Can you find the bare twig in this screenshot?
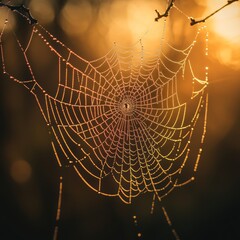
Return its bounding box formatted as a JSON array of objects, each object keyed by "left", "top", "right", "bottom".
[
  {"left": 155, "top": 0, "right": 239, "bottom": 26},
  {"left": 0, "top": 2, "right": 37, "bottom": 24},
  {"left": 155, "top": 0, "right": 175, "bottom": 22},
  {"left": 190, "top": 0, "right": 239, "bottom": 25}
]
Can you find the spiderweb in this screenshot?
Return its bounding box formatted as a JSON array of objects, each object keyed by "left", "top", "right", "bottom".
[{"left": 0, "top": 1, "right": 208, "bottom": 239}]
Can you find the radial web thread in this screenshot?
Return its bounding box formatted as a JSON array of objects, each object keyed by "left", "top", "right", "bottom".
[{"left": 0, "top": 4, "right": 208, "bottom": 207}]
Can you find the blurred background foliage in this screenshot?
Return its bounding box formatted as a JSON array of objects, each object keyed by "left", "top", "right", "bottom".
[{"left": 0, "top": 0, "right": 240, "bottom": 239}]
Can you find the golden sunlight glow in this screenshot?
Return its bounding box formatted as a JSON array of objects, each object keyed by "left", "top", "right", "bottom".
[
  {"left": 126, "top": 1, "right": 163, "bottom": 43},
  {"left": 56, "top": 0, "right": 203, "bottom": 56},
  {"left": 29, "top": 0, "right": 55, "bottom": 24},
  {"left": 211, "top": 4, "right": 240, "bottom": 43},
  {"left": 203, "top": 1, "right": 240, "bottom": 69},
  {"left": 10, "top": 159, "right": 32, "bottom": 184},
  {"left": 99, "top": 0, "right": 165, "bottom": 48},
  {"left": 52, "top": 0, "right": 240, "bottom": 64},
  {"left": 216, "top": 44, "right": 240, "bottom": 69},
  {"left": 58, "top": 0, "right": 167, "bottom": 55}
]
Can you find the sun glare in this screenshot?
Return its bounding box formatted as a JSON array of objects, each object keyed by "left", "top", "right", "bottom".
[
  {"left": 203, "top": 1, "right": 240, "bottom": 69},
  {"left": 99, "top": 0, "right": 164, "bottom": 48},
  {"left": 211, "top": 4, "right": 240, "bottom": 43}
]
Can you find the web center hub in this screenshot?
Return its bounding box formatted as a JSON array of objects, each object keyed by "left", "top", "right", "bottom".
[{"left": 119, "top": 97, "right": 135, "bottom": 115}]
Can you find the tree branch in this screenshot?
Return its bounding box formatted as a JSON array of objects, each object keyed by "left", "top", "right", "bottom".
[
  {"left": 155, "top": 0, "right": 175, "bottom": 22},
  {"left": 190, "top": 0, "right": 238, "bottom": 25},
  {"left": 155, "top": 0, "right": 239, "bottom": 26},
  {"left": 0, "top": 2, "right": 37, "bottom": 25}
]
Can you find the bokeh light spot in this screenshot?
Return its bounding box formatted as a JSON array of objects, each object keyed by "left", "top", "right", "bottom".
[
  {"left": 10, "top": 159, "right": 32, "bottom": 184},
  {"left": 29, "top": 0, "right": 55, "bottom": 24},
  {"left": 202, "top": 0, "right": 240, "bottom": 69},
  {"left": 59, "top": 0, "right": 93, "bottom": 36}
]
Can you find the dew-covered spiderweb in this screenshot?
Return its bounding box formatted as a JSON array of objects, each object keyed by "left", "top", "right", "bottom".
[{"left": 0, "top": 1, "right": 209, "bottom": 239}]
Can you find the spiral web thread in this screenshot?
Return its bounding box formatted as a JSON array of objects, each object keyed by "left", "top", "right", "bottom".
[{"left": 0, "top": 3, "right": 208, "bottom": 239}]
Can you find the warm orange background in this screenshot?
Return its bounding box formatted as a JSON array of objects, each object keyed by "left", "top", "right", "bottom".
[{"left": 0, "top": 1, "right": 240, "bottom": 240}]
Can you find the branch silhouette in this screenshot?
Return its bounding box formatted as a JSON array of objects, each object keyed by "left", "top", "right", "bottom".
[
  {"left": 155, "top": 0, "right": 175, "bottom": 22},
  {"left": 0, "top": 2, "right": 37, "bottom": 24},
  {"left": 0, "top": 1, "right": 238, "bottom": 26},
  {"left": 190, "top": 0, "right": 239, "bottom": 25},
  {"left": 155, "top": 0, "right": 239, "bottom": 25}
]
